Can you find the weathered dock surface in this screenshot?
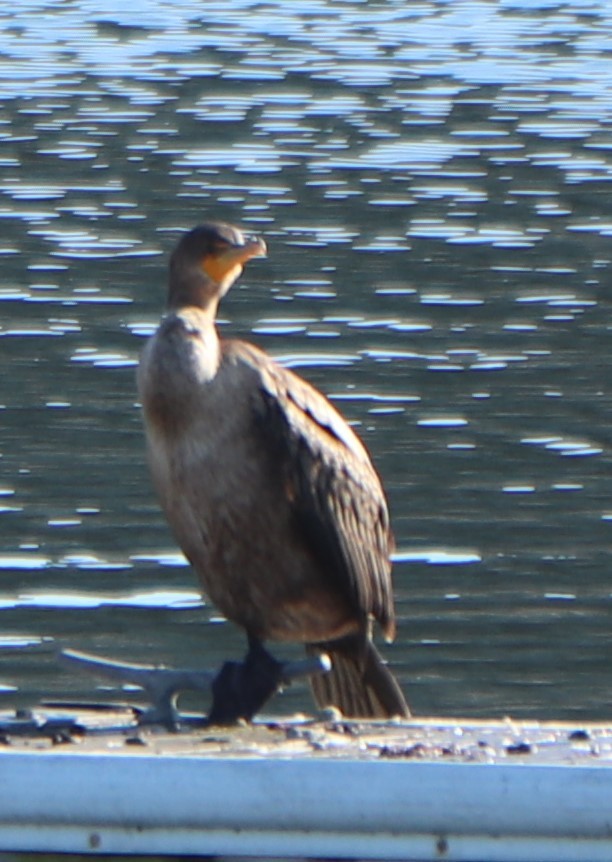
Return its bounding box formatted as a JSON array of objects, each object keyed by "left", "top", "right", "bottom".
[{"left": 0, "top": 708, "right": 608, "bottom": 764}]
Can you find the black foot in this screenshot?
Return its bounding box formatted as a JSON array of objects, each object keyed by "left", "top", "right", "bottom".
[{"left": 207, "top": 641, "right": 284, "bottom": 725}]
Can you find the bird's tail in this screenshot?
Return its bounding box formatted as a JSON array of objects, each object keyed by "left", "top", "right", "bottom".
[{"left": 306, "top": 634, "right": 410, "bottom": 719}]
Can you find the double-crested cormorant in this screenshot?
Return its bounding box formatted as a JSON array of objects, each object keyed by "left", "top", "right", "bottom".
[{"left": 137, "top": 221, "right": 409, "bottom": 720}]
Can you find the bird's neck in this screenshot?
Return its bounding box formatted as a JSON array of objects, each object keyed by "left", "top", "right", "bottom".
[{"left": 167, "top": 261, "right": 222, "bottom": 318}]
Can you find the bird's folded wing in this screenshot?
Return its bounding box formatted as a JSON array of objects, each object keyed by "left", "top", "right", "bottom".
[{"left": 250, "top": 352, "right": 396, "bottom": 641}]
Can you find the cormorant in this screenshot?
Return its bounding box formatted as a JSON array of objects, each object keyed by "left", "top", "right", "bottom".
[{"left": 137, "top": 221, "right": 409, "bottom": 721}]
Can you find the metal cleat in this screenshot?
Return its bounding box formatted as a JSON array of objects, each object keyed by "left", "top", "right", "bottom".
[{"left": 59, "top": 647, "right": 331, "bottom": 729}]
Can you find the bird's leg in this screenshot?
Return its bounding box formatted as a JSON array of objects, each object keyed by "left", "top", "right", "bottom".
[{"left": 207, "top": 635, "right": 285, "bottom": 725}]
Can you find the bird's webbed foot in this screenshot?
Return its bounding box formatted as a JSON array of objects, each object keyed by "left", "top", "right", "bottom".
[{"left": 207, "top": 638, "right": 284, "bottom": 725}]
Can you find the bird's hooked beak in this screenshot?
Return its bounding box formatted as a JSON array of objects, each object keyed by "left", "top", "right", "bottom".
[{"left": 202, "top": 234, "right": 267, "bottom": 291}]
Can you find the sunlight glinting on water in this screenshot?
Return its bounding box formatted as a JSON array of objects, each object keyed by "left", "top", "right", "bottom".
[
  {"left": 0, "top": 591, "right": 203, "bottom": 611},
  {"left": 393, "top": 549, "right": 482, "bottom": 566}
]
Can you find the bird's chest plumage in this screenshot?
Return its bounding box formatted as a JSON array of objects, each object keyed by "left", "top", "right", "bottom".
[{"left": 141, "top": 333, "right": 271, "bottom": 554}]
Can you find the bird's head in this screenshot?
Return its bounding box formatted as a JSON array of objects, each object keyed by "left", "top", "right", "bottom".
[{"left": 168, "top": 222, "right": 266, "bottom": 311}]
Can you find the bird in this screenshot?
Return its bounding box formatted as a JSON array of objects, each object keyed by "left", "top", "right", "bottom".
[{"left": 137, "top": 220, "right": 409, "bottom": 721}]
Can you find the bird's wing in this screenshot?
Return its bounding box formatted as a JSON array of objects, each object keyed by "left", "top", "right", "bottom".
[{"left": 231, "top": 341, "right": 396, "bottom": 640}]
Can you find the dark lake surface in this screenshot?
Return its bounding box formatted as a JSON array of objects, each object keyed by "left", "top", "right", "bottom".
[{"left": 1, "top": 0, "right": 612, "bottom": 722}]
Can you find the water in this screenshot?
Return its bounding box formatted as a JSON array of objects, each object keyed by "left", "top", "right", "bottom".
[{"left": 1, "top": 0, "right": 612, "bottom": 721}]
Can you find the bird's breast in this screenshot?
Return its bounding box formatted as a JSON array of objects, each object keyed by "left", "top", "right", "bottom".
[{"left": 138, "top": 313, "right": 222, "bottom": 432}]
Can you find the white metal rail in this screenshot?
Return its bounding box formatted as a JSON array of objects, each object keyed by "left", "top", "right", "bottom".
[{"left": 0, "top": 752, "right": 612, "bottom": 861}]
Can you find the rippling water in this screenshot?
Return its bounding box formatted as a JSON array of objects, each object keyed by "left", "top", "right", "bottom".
[{"left": 1, "top": 0, "right": 612, "bottom": 721}]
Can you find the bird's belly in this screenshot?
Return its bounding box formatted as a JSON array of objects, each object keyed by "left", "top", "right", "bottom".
[
  {"left": 195, "top": 506, "right": 357, "bottom": 644},
  {"left": 149, "top": 429, "right": 356, "bottom": 645}
]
